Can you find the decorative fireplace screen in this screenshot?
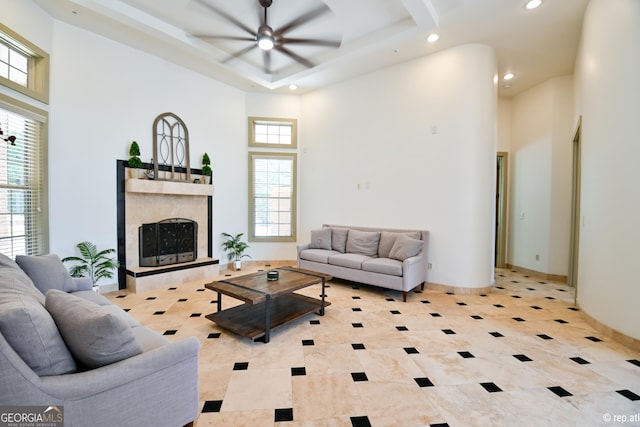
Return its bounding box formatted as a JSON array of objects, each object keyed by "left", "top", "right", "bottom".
[{"left": 139, "top": 218, "right": 197, "bottom": 267}]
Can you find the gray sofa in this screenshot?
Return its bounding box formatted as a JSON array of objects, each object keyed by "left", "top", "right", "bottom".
[
  {"left": 0, "top": 253, "right": 200, "bottom": 427},
  {"left": 297, "top": 225, "right": 428, "bottom": 301}
]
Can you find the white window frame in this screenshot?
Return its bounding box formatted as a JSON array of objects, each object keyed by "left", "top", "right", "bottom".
[{"left": 248, "top": 116, "right": 297, "bottom": 148}]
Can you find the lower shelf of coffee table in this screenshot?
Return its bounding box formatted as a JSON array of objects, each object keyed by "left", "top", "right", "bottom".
[{"left": 205, "top": 293, "right": 330, "bottom": 341}]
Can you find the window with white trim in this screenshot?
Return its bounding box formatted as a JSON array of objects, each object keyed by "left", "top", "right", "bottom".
[
  {"left": 248, "top": 151, "right": 297, "bottom": 242},
  {"left": 248, "top": 117, "right": 297, "bottom": 148},
  {"left": 0, "top": 103, "right": 46, "bottom": 257}
]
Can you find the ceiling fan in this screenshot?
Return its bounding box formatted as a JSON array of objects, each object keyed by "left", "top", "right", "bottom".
[{"left": 192, "top": 0, "right": 342, "bottom": 73}]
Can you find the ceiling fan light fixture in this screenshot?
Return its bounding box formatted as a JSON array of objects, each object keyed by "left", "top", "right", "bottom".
[
  {"left": 525, "top": 0, "right": 542, "bottom": 10},
  {"left": 427, "top": 33, "right": 439, "bottom": 43},
  {"left": 257, "top": 24, "right": 275, "bottom": 50}
]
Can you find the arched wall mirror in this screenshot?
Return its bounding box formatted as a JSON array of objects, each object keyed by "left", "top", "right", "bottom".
[{"left": 152, "top": 112, "right": 191, "bottom": 182}]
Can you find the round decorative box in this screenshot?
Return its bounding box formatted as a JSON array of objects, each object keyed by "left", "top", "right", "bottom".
[{"left": 267, "top": 270, "right": 279, "bottom": 281}]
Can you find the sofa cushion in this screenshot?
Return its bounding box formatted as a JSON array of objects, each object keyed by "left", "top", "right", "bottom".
[
  {"left": 378, "top": 232, "right": 422, "bottom": 258},
  {"left": 330, "top": 227, "right": 349, "bottom": 253},
  {"left": 345, "top": 230, "right": 381, "bottom": 257},
  {"left": 45, "top": 289, "right": 142, "bottom": 369},
  {"left": 328, "top": 253, "right": 372, "bottom": 269},
  {"left": 15, "top": 254, "right": 77, "bottom": 294},
  {"left": 309, "top": 228, "right": 332, "bottom": 250},
  {"left": 0, "top": 271, "right": 77, "bottom": 375},
  {"left": 299, "top": 249, "right": 338, "bottom": 264},
  {"left": 362, "top": 258, "right": 403, "bottom": 277},
  {"left": 389, "top": 235, "right": 423, "bottom": 261}
]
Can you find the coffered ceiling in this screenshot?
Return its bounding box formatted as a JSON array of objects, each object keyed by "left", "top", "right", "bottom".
[{"left": 33, "top": 0, "right": 589, "bottom": 97}]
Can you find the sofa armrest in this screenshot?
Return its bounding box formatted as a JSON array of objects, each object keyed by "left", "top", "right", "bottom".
[
  {"left": 37, "top": 336, "right": 200, "bottom": 399},
  {"left": 297, "top": 244, "right": 310, "bottom": 256},
  {"left": 402, "top": 247, "right": 427, "bottom": 287}
]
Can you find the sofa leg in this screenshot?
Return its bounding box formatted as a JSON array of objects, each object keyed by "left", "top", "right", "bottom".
[
  {"left": 403, "top": 291, "right": 408, "bottom": 302},
  {"left": 421, "top": 282, "right": 425, "bottom": 291}
]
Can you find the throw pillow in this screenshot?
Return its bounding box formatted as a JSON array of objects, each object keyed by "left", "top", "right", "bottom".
[
  {"left": 0, "top": 293, "right": 77, "bottom": 376},
  {"left": 309, "top": 228, "right": 332, "bottom": 250},
  {"left": 15, "top": 254, "right": 77, "bottom": 294},
  {"left": 378, "top": 231, "right": 422, "bottom": 258},
  {"left": 45, "top": 290, "right": 142, "bottom": 369},
  {"left": 345, "top": 230, "right": 381, "bottom": 257},
  {"left": 331, "top": 228, "right": 349, "bottom": 253},
  {"left": 388, "top": 234, "right": 423, "bottom": 261}
]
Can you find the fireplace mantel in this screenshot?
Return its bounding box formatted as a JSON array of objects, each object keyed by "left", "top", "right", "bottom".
[{"left": 126, "top": 178, "right": 214, "bottom": 197}]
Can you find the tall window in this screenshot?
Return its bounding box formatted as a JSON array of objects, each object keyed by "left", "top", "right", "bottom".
[
  {"left": 249, "top": 152, "right": 297, "bottom": 242},
  {"left": 0, "top": 103, "right": 46, "bottom": 257}
]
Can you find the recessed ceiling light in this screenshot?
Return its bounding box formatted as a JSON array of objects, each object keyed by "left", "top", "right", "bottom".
[
  {"left": 289, "top": 84, "right": 297, "bottom": 91},
  {"left": 525, "top": 0, "right": 542, "bottom": 10},
  {"left": 427, "top": 34, "right": 439, "bottom": 43},
  {"left": 503, "top": 73, "right": 515, "bottom": 80}
]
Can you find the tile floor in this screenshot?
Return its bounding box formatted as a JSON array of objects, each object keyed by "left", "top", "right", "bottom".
[{"left": 105, "top": 267, "right": 640, "bottom": 426}]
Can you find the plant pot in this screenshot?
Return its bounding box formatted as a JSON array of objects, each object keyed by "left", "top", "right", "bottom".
[
  {"left": 203, "top": 175, "right": 211, "bottom": 184},
  {"left": 233, "top": 260, "right": 242, "bottom": 271},
  {"left": 129, "top": 168, "right": 143, "bottom": 179}
]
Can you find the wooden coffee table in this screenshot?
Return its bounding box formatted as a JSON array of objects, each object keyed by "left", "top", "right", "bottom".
[{"left": 205, "top": 267, "right": 331, "bottom": 343}]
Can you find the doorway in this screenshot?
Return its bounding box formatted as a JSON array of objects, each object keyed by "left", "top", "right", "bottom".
[
  {"left": 495, "top": 152, "right": 508, "bottom": 268},
  {"left": 568, "top": 118, "right": 582, "bottom": 294}
]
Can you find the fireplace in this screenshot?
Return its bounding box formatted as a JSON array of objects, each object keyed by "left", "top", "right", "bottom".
[{"left": 139, "top": 218, "right": 197, "bottom": 267}]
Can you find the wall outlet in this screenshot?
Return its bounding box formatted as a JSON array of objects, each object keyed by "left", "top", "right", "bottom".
[
  {"left": 428, "top": 263, "right": 433, "bottom": 269},
  {"left": 535, "top": 254, "right": 540, "bottom": 261}
]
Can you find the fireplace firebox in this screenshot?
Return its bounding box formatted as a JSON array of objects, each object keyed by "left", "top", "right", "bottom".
[{"left": 139, "top": 218, "right": 197, "bottom": 267}]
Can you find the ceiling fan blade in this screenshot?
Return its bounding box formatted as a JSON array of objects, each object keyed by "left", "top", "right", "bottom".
[
  {"left": 222, "top": 44, "right": 258, "bottom": 64},
  {"left": 275, "top": 45, "right": 314, "bottom": 69},
  {"left": 276, "top": 4, "right": 332, "bottom": 35},
  {"left": 279, "top": 37, "right": 341, "bottom": 47},
  {"left": 262, "top": 50, "right": 272, "bottom": 74},
  {"left": 195, "top": 35, "right": 256, "bottom": 42},
  {"left": 193, "top": 0, "right": 256, "bottom": 37}
]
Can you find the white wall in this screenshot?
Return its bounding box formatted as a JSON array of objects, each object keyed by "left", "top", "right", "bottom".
[
  {"left": 301, "top": 44, "right": 498, "bottom": 289},
  {"left": 508, "top": 76, "right": 573, "bottom": 275},
  {"left": 574, "top": 0, "right": 640, "bottom": 339}
]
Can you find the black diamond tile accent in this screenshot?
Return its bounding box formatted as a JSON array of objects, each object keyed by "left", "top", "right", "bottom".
[
  {"left": 496, "top": 286, "right": 505, "bottom": 289},
  {"left": 511, "top": 295, "right": 522, "bottom": 299},
  {"left": 548, "top": 386, "right": 572, "bottom": 397},
  {"left": 291, "top": 367, "right": 306, "bottom": 376},
  {"left": 524, "top": 275, "right": 530, "bottom": 278},
  {"left": 616, "top": 389, "right": 640, "bottom": 401},
  {"left": 352, "top": 296, "right": 361, "bottom": 299},
  {"left": 224, "top": 273, "right": 231, "bottom": 276},
  {"left": 352, "top": 307, "right": 362, "bottom": 312},
  {"left": 538, "top": 281, "right": 547, "bottom": 284},
  {"left": 352, "top": 323, "right": 364, "bottom": 328},
  {"left": 545, "top": 296, "right": 556, "bottom": 300},
  {"left": 526, "top": 287, "right": 536, "bottom": 291},
  {"left": 201, "top": 400, "right": 223, "bottom": 413},
  {"left": 446, "top": 292, "right": 454, "bottom": 295},
  {"left": 430, "top": 313, "right": 442, "bottom": 317},
  {"left": 386, "top": 298, "right": 395, "bottom": 302},
  {"left": 493, "top": 304, "right": 504, "bottom": 308},
  {"left": 421, "top": 300, "right": 431, "bottom": 304},
  {"left": 430, "top": 423, "right": 450, "bottom": 427},
  {"left": 310, "top": 320, "right": 320, "bottom": 325},
  {"left": 442, "top": 329, "right": 456, "bottom": 335},
  {"left": 168, "top": 287, "right": 177, "bottom": 290},
  {"left": 586, "top": 336, "right": 603, "bottom": 342},
  {"left": 530, "top": 306, "right": 542, "bottom": 310},
  {"left": 568, "top": 307, "right": 579, "bottom": 311},
  {"left": 471, "top": 315, "right": 483, "bottom": 320},
  {"left": 274, "top": 408, "right": 294, "bottom": 422},
  {"left": 197, "top": 288, "right": 205, "bottom": 292},
  {"left": 116, "top": 295, "right": 126, "bottom": 298},
  {"left": 415, "top": 377, "right": 434, "bottom": 387},
  {"left": 207, "top": 332, "right": 221, "bottom": 339},
  {"left": 178, "top": 298, "right": 188, "bottom": 302},
  {"left": 514, "top": 354, "right": 532, "bottom": 362},
  {"left": 512, "top": 317, "right": 526, "bottom": 322},
  {"left": 404, "top": 347, "right": 419, "bottom": 354},
  {"left": 350, "top": 416, "right": 372, "bottom": 427},
  {"left": 352, "top": 343, "right": 366, "bottom": 350},
  {"left": 458, "top": 351, "right": 475, "bottom": 359},
  {"left": 480, "top": 294, "right": 488, "bottom": 297},
  {"left": 233, "top": 362, "right": 249, "bottom": 371},
  {"left": 351, "top": 372, "right": 368, "bottom": 382},
  {"left": 145, "top": 297, "right": 156, "bottom": 300},
  {"left": 163, "top": 330, "right": 177, "bottom": 336},
  {"left": 457, "top": 302, "right": 467, "bottom": 306},
  {"left": 511, "top": 280, "right": 520, "bottom": 283},
  {"left": 123, "top": 308, "right": 131, "bottom": 312},
  {"left": 396, "top": 326, "right": 409, "bottom": 331},
  {"left": 538, "top": 334, "right": 553, "bottom": 340},
  {"left": 490, "top": 332, "right": 504, "bottom": 337},
  {"left": 390, "top": 310, "right": 401, "bottom": 315},
  {"left": 556, "top": 288, "right": 567, "bottom": 292},
  {"left": 153, "top": 310, "right": 165, "bottom": 315},
  {"left": 190, "top": 313, "right": 201, "bottom": 317},
  {"left": 480, "top": 382, "right": 502, "bottom": 393},
  {"left": 302, "top": 339, "right": 315, "bottom": 346},
  {"left": 627, "top": 359, "right": 640, "bottom": 367},
  {"left": 570, "top": 357, "right": 590, "bottom": 365},
  {"left": 555, "top": 319, "right": 569, "bottom": 324}
]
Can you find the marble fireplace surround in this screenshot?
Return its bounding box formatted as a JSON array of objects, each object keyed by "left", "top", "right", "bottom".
[{"left": 116, "top": 160, "right": 219, "bottom": 292}]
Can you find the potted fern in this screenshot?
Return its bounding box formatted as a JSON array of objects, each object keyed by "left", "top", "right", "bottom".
[
  {"left": 62, "top": 241, "right": 119, "bottom": 290},
  {"left": 128, "top": 140, "right": 143, "bottom": 178},
  {"left": 221, "top": 232, "right": 251, "bottom": 271},
  {"left": 201, "top": 152, "right": 212, "bottom": 184}
]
